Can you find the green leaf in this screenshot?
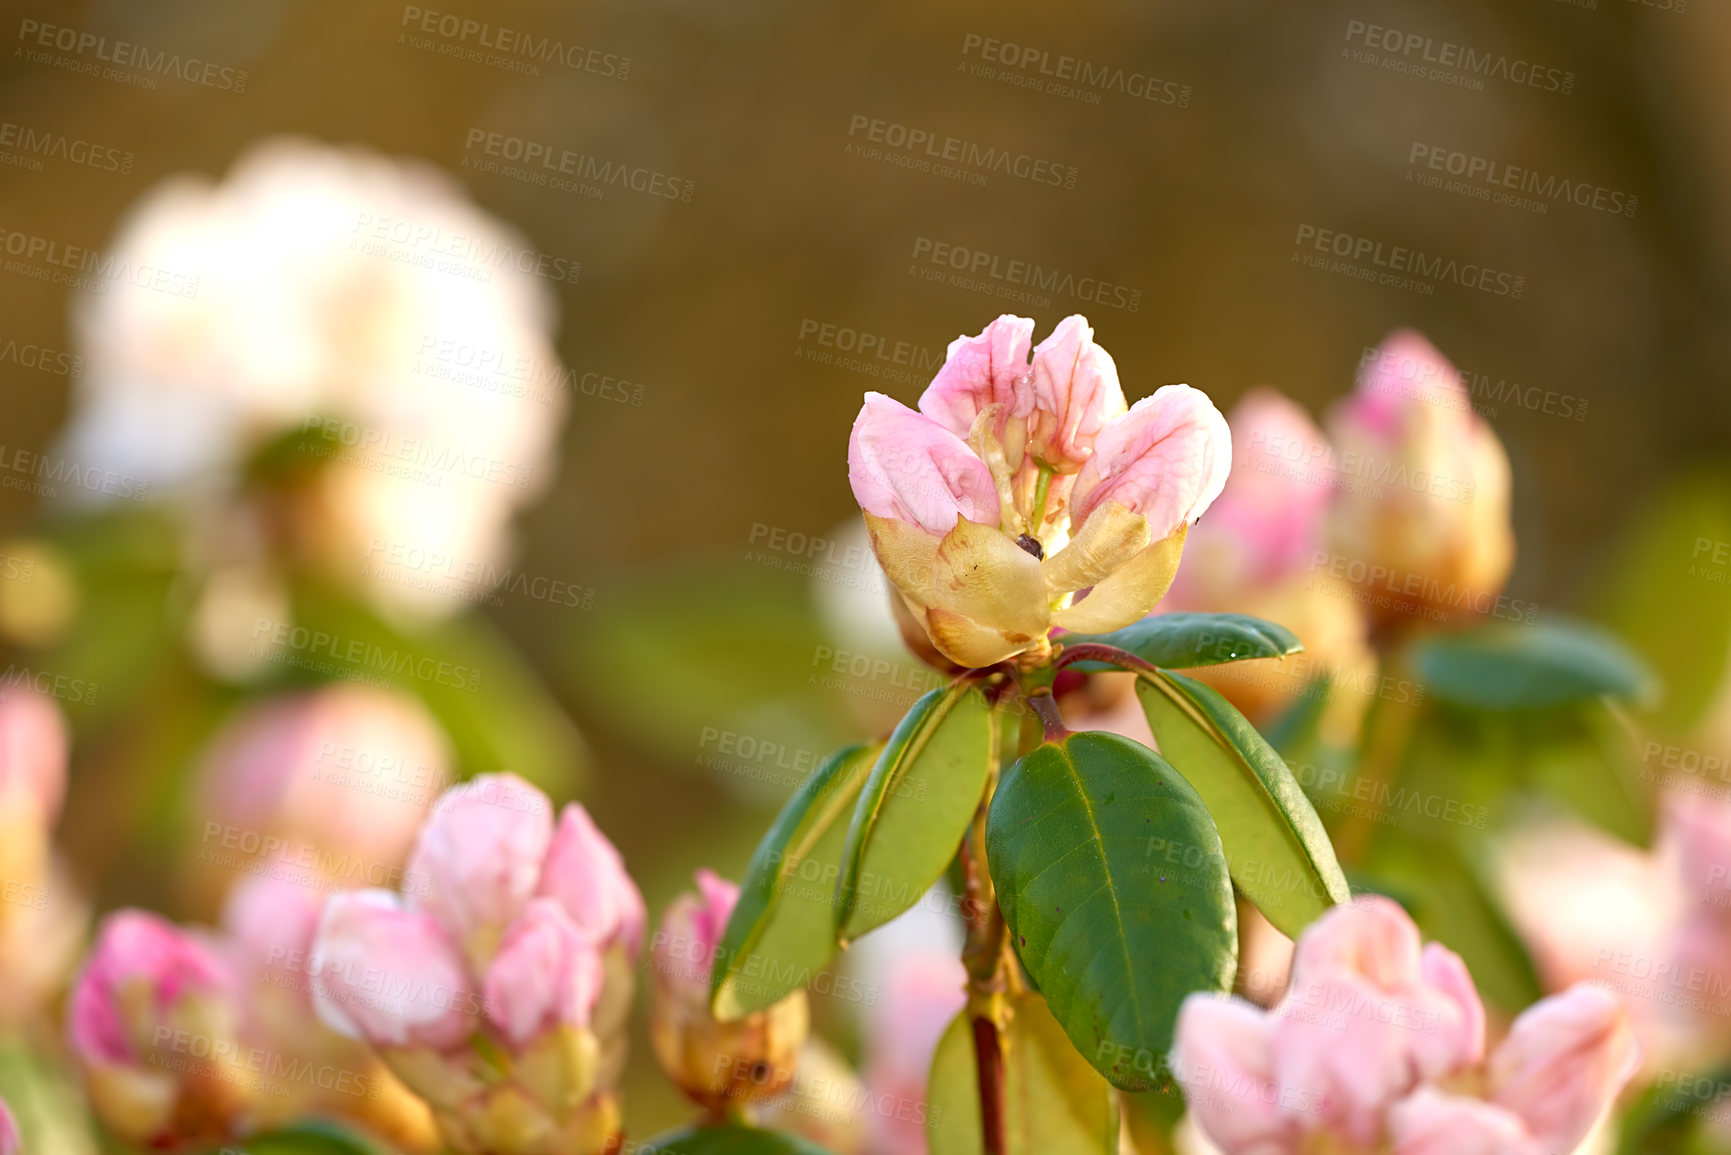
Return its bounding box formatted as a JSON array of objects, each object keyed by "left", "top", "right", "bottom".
[
  {"left": 1524, "top": 701, "right": 1656, "bottom": 847},
  {"left": 836, "top": 682, "right": 994, "bottom": 939},
  {"left": 712, "top": 741, "right": 882, "bottom": 1019},
  {"left": 1135, "top": 671, "right": 1350, "bottom": 939},
  {"left": 926, "top": 995, "right": 1119, "bottom": 1155},
  {"left": 1061, "top": 613, "right": 1302, "bottom": 672},
  {"left": 986, "top": 730, "right": 1237, "bottom": 1091},
  {"left": 633, "top": 1124, "right": 838, "bottom": 1154},
  {"left": 1589, "top": 468, "right": 1731, "bottom": 735},
  {"left": 229, "top": 1122, "right": 382, "bottom": 1155},
  {"left": 1615, "top": 1061, "right": 1731, "bottom": 1155},
  {"left": 1409, "top": 617, "right": 1657, "bottom": 711}
]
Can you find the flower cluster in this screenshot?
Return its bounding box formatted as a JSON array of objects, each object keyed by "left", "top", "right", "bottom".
[
  {"left": 848, "top": 314, "right": 1231, "bottom": 668},
  {"left": 307, "top": 773, "right": 644, "bottom": 1155},
  {"left": 1172, "top": 897, "right": 1638, "bottom": 1155}
]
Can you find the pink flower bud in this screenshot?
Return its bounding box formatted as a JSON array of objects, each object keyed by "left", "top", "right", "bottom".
[
  {"left": 67, "top": 910, "right": 247, "bottom": 1147},
  {"left": 535, "top": 803, "right": 647, "bottom": 959},
  {"left": 917, "top": 314, "right": 1036, "bottom": 466},
  {"left": 1070, "top": 384, "right": 1232, "bottom": 536},
  {"left": 1487, "top": 984, "right": 1639, "bottom": 1155},
  {"left": 221, "top": 872, "right": 327, "bottom": 980},
  {"left": 405, "top": 772, "right": 553, "bottom": 971},
  {"left": 1326, "top": 330, "right": 1514, "bottom": 629},
  {"left": 849, "top": 393, "right": 1001, "bottom": 537},
  {"left": 0, "top": 1096, "right": 19, "bottom": 1155},
  {"left": 1272, "top": 897, "right": 1484, "bottom": 1147},
  {"left": 198, "top": 685, "right": 449, "bottom": 873},
  {"left": 652, "top": 869, "right": 738, "bottom": 1006},
  {"left": 649, "top": 871, "right": 809, "bottom": 1108},
  {"left": 482, "top": 898, "right": 604, "bottom": 1047},
  {"left": 1170, "top": 995, "right": 1291, "bottom": 1153},
  {"left": 310, "top": 890, "right": 477, "bottom": 1051},
  {"left": 0, "top": 688, "right": 67, "bottom": 824},
  {"left": 1027, "top": 314, "right": 1126, "bottom": 473}
]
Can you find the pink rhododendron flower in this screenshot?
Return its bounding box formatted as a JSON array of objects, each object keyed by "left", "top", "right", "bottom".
[
  {"left": 1171, "top": 897, "right": 1639, "bottom": 1154},
  {"left": 0, "top": 1096, "right": 17, "bottom": 1155},
  {"left": 307, "top": 773, "right": 642, "bottom": 1155},
  {"left": 849, "top": 314, "right": 1231, "bottom": 667}
]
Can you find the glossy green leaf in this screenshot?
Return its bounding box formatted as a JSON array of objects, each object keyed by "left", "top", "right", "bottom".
[
  {"left": 230, "top": 1122, "right": 382, "bottom": 1155},
  {"left": 1525, "top": 701, "right": 1656, "bottom": 847},
  {"left": 926, "top": 995, "right": 1118, "bottom": 1155},
  {"left": 1135, "top": 671, "right": 1351, "bottom": 939},
  {"left": 837, "top": 682, "right": 994, "bottom": 939},
  {"left": 1061, "top": 613, "right": 1302, "bottom": 672},
  {"left": 986, "top": 730, "right": 1237, "bottom": 1091},
  {"left": 1410, "top": 617, "right": 1657, "bottom": 711},
  {"left": 712, "top": 741, "right": 881, "bottom": 1019},
  {"left": 634, "top": 1123, "right": 837, "bottom": 1154}
]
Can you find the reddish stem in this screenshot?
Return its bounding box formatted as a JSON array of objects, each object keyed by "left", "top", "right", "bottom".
[{"left": 972, "top": 1014, "right": 1008, "bottom": 1155}]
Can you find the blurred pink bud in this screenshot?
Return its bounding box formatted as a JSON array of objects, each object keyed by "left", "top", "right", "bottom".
[
  {"left": 0, "top": 1096, "right": 15, "bottom": 1155},
  {"left": 199, "top": 684, "right": 450, "bottom": 872},
  {"left": 848, "top": 393, "right": 1000, "bottom": 537},
  {"left": 1274, "top": 898, "right": 1484, "bottom": 1145},
  {"left": 1027, "top": 314, "right": 1126, "bottom": 473},
  {"left": 1326, "top": 330, "right": 1514, "bottom": 629},
  {"left": 536, "top": 803, "right": 647, "bottom": 959},
  {"left": 1666, "top": 792, "right": 1731, "bottom": 907},
  {"left": 1388, "top": 1087, "right": 1541, "bottom": 1155},
  {"left": 67, "top": 910, "right": 247, "bottom": 1147},
  {"left": 405, "top": 772, "right": 553, "bottom": 971},
  {"left": 482, "top": 898, "right": 604, "bottom": 1046},
  {"left": 1070, "top": 384, "right": 1232, "bottom": 535},
  {"left": 68, "top": 910, "right": 231, "bottom": 1066},
  {"left": 1170, "top": 995, "right": 1291, "bottom": 1154},
  {"left": 917, "top": 315, "right": 1036, "bottom": 466},
  {"left": 649, "top": 871, "right": 809, "bottom": 1108},
  {"left": 1191, "top": 387, "right": 1333, "bottom": 585},
  {"left": 310, "top": 890, "right": 476, "bottom": 1051},
  {"left": 221, "top": 872, "right": 327, "bottom": 976},
  {"left": 1487, "top": 984, "right": 1639, "bottom": 1154},
  {"left": 652, "top": 869, "right": 738, "bottom": 1006},
  {"left": 0, "top": 688, "right": 69, "bottom": 825}
]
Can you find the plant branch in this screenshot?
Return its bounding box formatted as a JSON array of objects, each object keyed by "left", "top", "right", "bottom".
[{"left": 1052, "top": 641, "right": 1155, "bottom": 673}]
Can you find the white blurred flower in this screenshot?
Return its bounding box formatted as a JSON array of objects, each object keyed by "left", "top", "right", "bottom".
[{"left": 58, "top": 136, "right": 568, "bottom": 620}]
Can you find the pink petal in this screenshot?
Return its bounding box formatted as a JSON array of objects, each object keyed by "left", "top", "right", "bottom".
[
  {"left": 848, "top": 393, "right": 1000, "bottom": 536},
  {"left": 1028, "top": 315, "right": 1126, "bottom": 472},
  {"left": 1170, "top": 995, "right": 1293, "bottom": 1154},
  {"left": 536, "top": 802, "right": 647, "bottom": 958},
  {"left": 917, "top": 314, "right": 1035, "bottom": 444},
  {"left": 309, "top": 889, "right": 476, "bottom": 1050},
  {"left": 1488, "top": 984, "right": 1640, "bottom": 1154},
  {"left": 483, "top": 898, "right": 604, "bottom": 1046},
  {"left": 1070, "top": 384, "right": 1231, "bottom": 535}
]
